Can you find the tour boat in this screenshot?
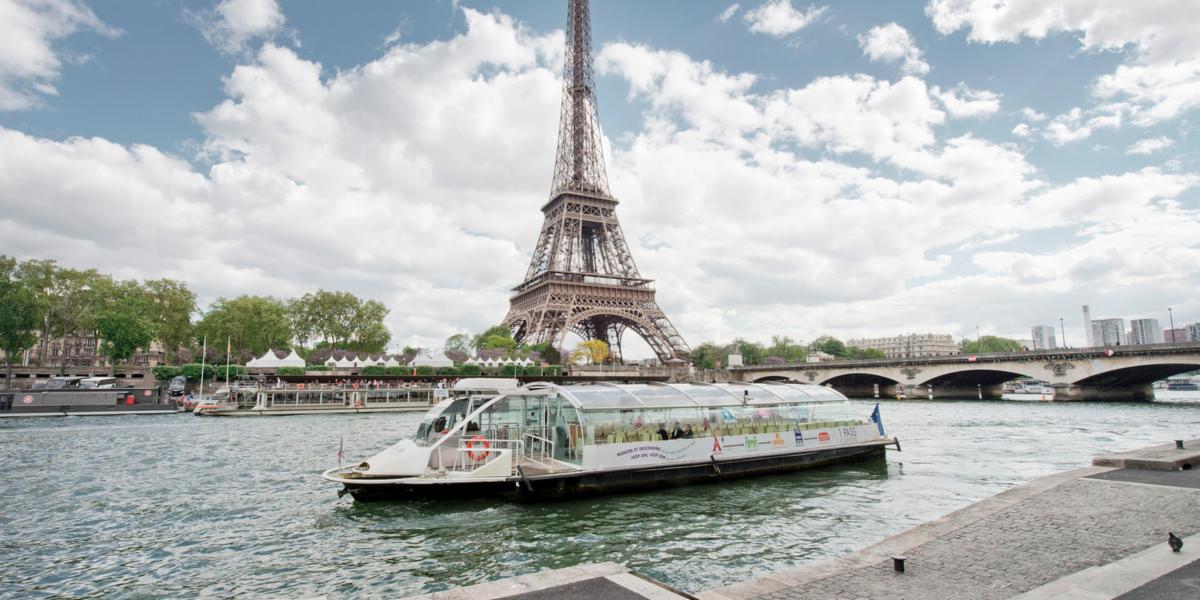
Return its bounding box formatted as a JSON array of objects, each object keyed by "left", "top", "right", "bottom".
[
  {"left": 193, "top": 383, "right": 440, "bottom": 416},
  {"left": 323, "top": 379, "right": 896, "bottom": 501}
]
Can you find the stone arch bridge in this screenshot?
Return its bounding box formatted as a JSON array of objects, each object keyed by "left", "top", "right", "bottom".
[{"left": 730, "top": 343, "right": 1200, "bottom": 401}]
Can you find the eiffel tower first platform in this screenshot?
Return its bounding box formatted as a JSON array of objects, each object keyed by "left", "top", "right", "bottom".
[{"left": 503, "top": 0, "right": 690, "bottom": 363}]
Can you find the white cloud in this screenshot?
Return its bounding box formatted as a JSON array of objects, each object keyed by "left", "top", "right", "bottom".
[
  {"left": 718, "top": 4, "right": 741, "bottom": 23},
  {"left": 743, "top": 0, "right": 827, "bottom": 37},
  {"left": 0, "top": 0, "right": 119, "bottom": 110},
  {"left": 1021, "top": 107, "right": 1047, "bottom": 122},
  {"left": 194, "top": 0, "right": 288, "bottom": 55},
  {"left": 1126, "top": 136, "right": 1174, "bottom": 155},
  {"left": 927, "top": 0, "right": 1200, "bottom": 126},
  {"left": 858, "top": 23, "right": 929, "bottom": 76},
  {"left": 1041, "top": 106, "right": 1122, "bottom": 145},
  {"left": 932, "top": 84, "right": 1000, "bottom": 118},
  {"left": 1011, "top": 123, "right": 1032, "bottom": 137}
]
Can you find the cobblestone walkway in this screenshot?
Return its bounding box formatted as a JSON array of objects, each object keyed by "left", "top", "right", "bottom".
[{"left": 706, "top": 472, "right": 1200, "bottom": 600}]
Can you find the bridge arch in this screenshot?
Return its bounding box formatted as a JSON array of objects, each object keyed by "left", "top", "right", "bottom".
[
  {"left": 751, "top": 375, "right": 795, "bottom": 383},
  {"left": 1072, "top": 362, "right": 1200, "bottom": 387}
]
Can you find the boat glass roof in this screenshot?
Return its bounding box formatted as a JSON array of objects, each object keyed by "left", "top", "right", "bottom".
[{"left": 529, "top": 382, "right": 848, "bottom": 411}]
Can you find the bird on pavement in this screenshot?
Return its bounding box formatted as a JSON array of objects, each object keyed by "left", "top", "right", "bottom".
[{"left": 1168, "top": 532, "right": 1183, "bottom": 552}]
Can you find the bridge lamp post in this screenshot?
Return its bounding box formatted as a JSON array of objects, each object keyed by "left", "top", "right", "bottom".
[
  {"left": 1060, "top": 318, "right": 1066, "bottom": 348},
  {"left": 1169, "top": 307, "right": 1175, "bottom": 342}
]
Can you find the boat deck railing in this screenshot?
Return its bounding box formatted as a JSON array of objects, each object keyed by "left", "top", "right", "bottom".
[{"left": 522, "top": 433, "right": 556, "bottom": 466}]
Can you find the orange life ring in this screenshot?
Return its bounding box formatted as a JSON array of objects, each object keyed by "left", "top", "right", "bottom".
[{"left": 465, "top": 435, "right": 491, "bottom": 461}]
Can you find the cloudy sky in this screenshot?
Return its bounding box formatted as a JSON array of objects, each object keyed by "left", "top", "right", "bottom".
[{"left": 1, "top": 0, "right": 1197, "bottom": 357}]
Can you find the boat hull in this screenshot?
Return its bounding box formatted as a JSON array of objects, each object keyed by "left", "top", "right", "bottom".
[
  {"left": 196, "top": 404, "right": 432, "bottom": 416},
  {"left": 338, "top": 440, "right": 891, "bottom": 502}
]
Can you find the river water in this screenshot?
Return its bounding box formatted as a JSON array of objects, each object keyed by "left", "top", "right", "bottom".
[{"left": 3, "top": 393, "right": 1199, "bottom": 598}]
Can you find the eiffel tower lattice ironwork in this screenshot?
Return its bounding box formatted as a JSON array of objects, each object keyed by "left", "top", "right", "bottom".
[{"left": 504, "top": 0, "right": 690, "bottom": 363}]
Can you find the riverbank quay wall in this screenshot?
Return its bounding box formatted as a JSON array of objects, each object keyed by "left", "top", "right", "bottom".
[
  {"left": 700, "top": 439, "right": 1200, "bottom": 600},
  {"left": 731, "top": 342, "right": 1200, "bottom": 401}
]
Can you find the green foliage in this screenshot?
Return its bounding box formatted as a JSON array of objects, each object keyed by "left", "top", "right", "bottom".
[
  {"left": 277, "top": 367, "right": 306, "bottom": 375},
  {"left": 529, "top": 342, "right": 561, "bottom": 365},
  {"left": 152, "top": 365, "right": 181, "bottom": 381},
  {"left": 859, "top": 348, "right": 886, "bottom": 359},
  {"left": 180, "top": 363, "right": 216, "bottom": 381},
  {"left": 729, "top": 338, "right": 766, "bottom": 365},
  {"left": 458, "top": 364, "right": 482, "bottom": 377},
  {"left": 688, "top": 342, "right": 723, "bottom": 369},
  {"left": 216, "top": 365, "right": 246, "bottom": 379},
  {"left": 142, "top": 278, "right": 196, "bottom": 362},
  {"left": 304, "top": 364, "right": 329, "bottom": 371},
  {"left": 195, "top": 295, "right": 291, "bottom": 359},
  {"left": 544, "top": 365, "right": 563, "bottom": 377},
  {"left": 571, "top": 340, "right": 610, "bottom": 365},
  {"left": 384, "top": 366, "right": 408, "bottom": 376},
  {"left": 361, "top": 366, "right": 386, "bottom": 376},
  {"left": 0, "top": 258, "right": 44, "bottom": 377},
  {"left": 522, "top": 365, "right": 546, "bottom": 377},
  {"left": 961, "top": 336, "right": 1023, "bottom": 354},
  {"left": 444, "top": 333, "right": 472, "bottom": 356},
  {"left": 95, "top": 280, "right": 157, "bottom": 370},
  {"left": 499, "top": 364, "right": 521, "bottom": 377},
  {"left": 810, "top": 335, "right": 850, "bottom": 358},
  {"left": 765, "top": 335, "right": 808, "bottom": 363},
  {"left": 289, "top": 290, "right": 391, "bottom": 353},
  {"left": 436, "top": 366, "right": 459, "bottom": 376},
  {"left": 473, "top": 325, "right": 514, "bottom": 352},
  {"left": 415, "top": 366, "right": 434, "bottom": 376}
]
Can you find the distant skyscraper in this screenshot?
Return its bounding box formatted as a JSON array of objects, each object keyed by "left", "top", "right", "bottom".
[
  {"left": 1165, "top": 328, "right": 1187, "bottom": 343},
  {"left": 1082, "top": 305, "right": 1094, "bottom": 347},
  {"left": 1031, "top": 325, "right": 1057, "bottom": 350},
  {"left": 1129, "top": 319, "right": 1163, "bottom": 345},
  {"left": 1188, "top": 323, "right": 1200, "bottom": 342},
  {"left": 1091, "top": 318, "right": 1126, "bottom": 346}
]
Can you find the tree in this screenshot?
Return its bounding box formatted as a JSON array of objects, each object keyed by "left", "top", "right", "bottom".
[
  {"left": 810, "top": 335, "right": 850, "bottom": 359},
  {"left": 730, "top": 338, "right": 767, "bottom": 365},
  {"left": 44, "top": 267, "right": 107, "bottom": 373},
  {"left": 765, "top": 335, "right": 807, "bottom": 363},
  {"left": 0, "top": 259, "right": 44, "bottom": 383},
  {"left": 473, "top": 324, "right": 514, "bottom": 352},
  {"left": 286, "top": 295, "right": 318, "bottom": 350},
  {"left": 961, "top": 335, "right": 1023, "bottom": 354},
  {"left": 346, "top": 299, "right": 390, "bottom": 353},
  {"left": 529, "top": 341, "right": 561, "bottom": 365},
  {"left": 688, "top": 342, "right": 724, "bottom": 369},
  {"left": 195, "top": 295, "right": 292, "bottom": 359},
  {"left": 445, "top": 333, "right": 472, "bottom": 362},
  {"left": 143, "top": 278, "right": 196, "bottom": 363},
  {"left": 571, "top": 340, "right": 610, "bottom": 365},
  {"left": 95, "top": 280, "right": 157, "bottom": 374}
]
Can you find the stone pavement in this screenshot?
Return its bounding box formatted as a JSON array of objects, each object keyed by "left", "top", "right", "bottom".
[
  {"left": 700, "top": 442, "right": 1200, "bottom": 600},
  {"left": 404, "top": 562, "right": 693, "bottom": 600}
]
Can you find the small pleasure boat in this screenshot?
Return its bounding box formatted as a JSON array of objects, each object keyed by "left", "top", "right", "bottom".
[
  {"left": 193, "top": 383, "right": 438, "bottom": 416},
  {"left": 323, "top": 379, "right": 897, "bottom": 501}
]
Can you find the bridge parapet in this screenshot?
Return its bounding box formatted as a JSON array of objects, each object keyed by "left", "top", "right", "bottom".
[{"left": 729, "top": 342, "right": 1200, "bottom": 401}]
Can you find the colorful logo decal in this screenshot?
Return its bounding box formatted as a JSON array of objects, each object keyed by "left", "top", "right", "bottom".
[
  {"left": 22, "top": 395, "right": 33, "bottom": 404},
  {"left": 712, "top": 436, "right": 723, "bottom": 453},
  {"left": 794, "top": 431, "right": 804, "bottom": 446},
  {"left": 745, "top": 436, "right": 759, "bottom": 449},
  {"left": 818, "top": 431, "right": 831, "bottom": 443},
  {"left": 144, "top": 389, "right": 153, "bottom": 397},
  {"left": 772, "top": 432, "right": 785, "bottom": 446}
]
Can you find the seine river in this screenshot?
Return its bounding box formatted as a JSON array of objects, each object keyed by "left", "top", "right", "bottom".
[{"left": 4, "top": 393, "right": 1199, "bottom": 598}]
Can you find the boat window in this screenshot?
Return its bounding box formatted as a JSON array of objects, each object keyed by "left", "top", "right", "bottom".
[{"left": 811, "top": 401, "right": 862, "bottom": 423}]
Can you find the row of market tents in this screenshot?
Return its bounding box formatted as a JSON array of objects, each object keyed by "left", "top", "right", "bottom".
[{"left": 245, "top": 349, "right": 539, "bottom": 370}]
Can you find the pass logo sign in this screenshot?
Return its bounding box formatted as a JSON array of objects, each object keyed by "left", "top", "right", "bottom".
[{"left": 818, "top": 431, "right": 831, "bottom": 443}]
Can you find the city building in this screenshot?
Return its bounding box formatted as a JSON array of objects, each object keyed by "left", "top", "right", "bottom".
[
  {"left": 1090, "top": 318, "right": 1126, "bottom": 346},
  {"left": 1031, "top": 325, "right": 1057, "bottom": 350},
  {"left": 846, "top": 333, "right": 958, "bottom": 358},
  {"left": 0, "top": 333, "right": 165, "bottom": 368},
  {"left": 1190, "top": 323, "right": 1200, "bottom": 342},
  {"left": 806, "top": 350, "right": 836, "bottom": 363},
  {"left": 1128, "top": 319, "right": 1163, "bottom": 345},
  {"left": 1165, "top": 328, "right": 1188, "bottom": 343},
  {"left": 1082, "top": 305, "right": 1094, "bottom": 347}
]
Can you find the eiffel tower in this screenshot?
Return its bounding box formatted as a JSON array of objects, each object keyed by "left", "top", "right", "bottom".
[{"left": 504, "top": 0, "right": 690, "bottom": 363}]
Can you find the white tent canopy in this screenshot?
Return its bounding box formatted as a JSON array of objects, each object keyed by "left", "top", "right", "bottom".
[
  {"left": 246, "top": 349, "right": 305, "bottom": 369},
  {"left": 412, "top": 350, "right": 454, "bottom": 368}
]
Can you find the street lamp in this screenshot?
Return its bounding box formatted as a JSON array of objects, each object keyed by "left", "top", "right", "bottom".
[
  {"left": 1060, "top": 318, "right": 1066, "bottom": 348},
  {"left": 1169, "top": 307, "right": 1175, "bottom": 343}
]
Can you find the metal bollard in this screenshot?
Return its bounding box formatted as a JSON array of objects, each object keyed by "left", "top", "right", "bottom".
[
  {"left": 893, "top": 556, "right": 906, "bottom": 573},
  {"left": 1177, "top": 440, "right": 1185, "bottom": 449}
]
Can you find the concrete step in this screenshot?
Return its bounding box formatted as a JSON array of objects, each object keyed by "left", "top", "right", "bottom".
[{"left": 1093, "top": 439, "right": 1200, "bottom": 471}]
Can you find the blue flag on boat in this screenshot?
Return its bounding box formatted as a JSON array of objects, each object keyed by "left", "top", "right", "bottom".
[{"left": 869, "top": 403, "right": 884, "bottom": 436}]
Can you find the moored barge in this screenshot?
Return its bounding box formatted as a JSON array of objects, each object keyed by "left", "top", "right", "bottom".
[
  {"left": 193, "top": 383, "right": 439, "bottom": 416},
  {"left": 323, "top": 379, "right": 896, "bottom": 501},
  {"left": 1, "top": 377, "right": 173, "bottom": 418}
]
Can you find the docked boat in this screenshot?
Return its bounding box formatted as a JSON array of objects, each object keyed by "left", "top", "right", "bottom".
[
  {"left": 0, "top": 377, "right": 174, "bottom": 418},
  {"left": 1166, "top": 380, "right": 1200, "bottom": 391},
  {"left": 323, "top": 379, "right": 896, "bottom": 501},
  {"left": 193, "top": 383, "right": 439, "bottom": 416}
]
